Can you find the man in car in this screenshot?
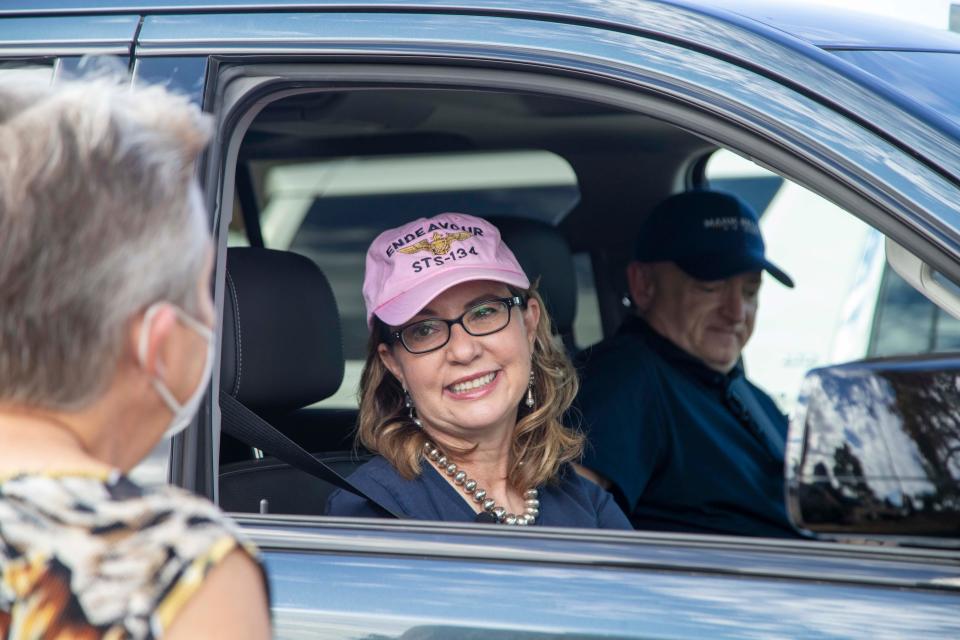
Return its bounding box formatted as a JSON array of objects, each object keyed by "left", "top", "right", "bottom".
[{"left": 575, "top": 190, "right": 801, "bottom": 538}]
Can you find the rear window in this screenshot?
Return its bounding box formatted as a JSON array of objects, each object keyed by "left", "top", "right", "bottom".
[{"left": 230, "top": 150, "right": 580, "bottom": 407}]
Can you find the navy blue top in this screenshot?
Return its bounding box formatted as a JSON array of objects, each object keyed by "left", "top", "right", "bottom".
[
  {"left": 326, "top": 455, "right": 631, "bottom": 529},
  {"left": 575, "top": 316, "right": 799, "bottom": 538}
]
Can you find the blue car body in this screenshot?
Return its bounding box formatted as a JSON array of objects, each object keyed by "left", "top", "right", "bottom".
[{"left": 2, "top": 1, "right": 959, "bottom": 637}]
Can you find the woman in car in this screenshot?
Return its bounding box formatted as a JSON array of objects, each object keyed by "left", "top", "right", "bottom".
[
  {"left": 0, "top": 78, "right": 269, "bottom": 638},
  {"left": 327, "top": 213, "right": 629, "bottom": 527}
]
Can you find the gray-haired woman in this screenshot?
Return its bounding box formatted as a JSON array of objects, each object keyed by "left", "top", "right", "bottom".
[{"left": 0, "top": 78, "right": 269, "bottom": 638}]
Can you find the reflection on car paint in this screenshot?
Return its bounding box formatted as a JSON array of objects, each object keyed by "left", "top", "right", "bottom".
[
  {"left": 791, "top": 357, "right": 960, "bottom": 535},
  {"left": 263, "top": 549, "right": 960, "bottom": 640}
]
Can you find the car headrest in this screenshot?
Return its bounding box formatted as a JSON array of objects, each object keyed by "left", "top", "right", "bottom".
[
  {"left": 488, "top": 217, "right": 577, "bottom": 342},
  {"left": 220, "top": 247, "right": 344, "bottom": 414}
]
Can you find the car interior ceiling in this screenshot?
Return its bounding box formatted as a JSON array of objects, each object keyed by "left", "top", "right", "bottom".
[{"left": 219, "top": 87, "right": 717, "bottom": 513}]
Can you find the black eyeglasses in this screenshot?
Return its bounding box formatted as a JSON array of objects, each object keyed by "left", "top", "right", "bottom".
[{"left": 390, "top": 295, "right": 526, "bottom": 354}]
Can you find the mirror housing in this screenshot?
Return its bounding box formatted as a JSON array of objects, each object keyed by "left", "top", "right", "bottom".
[{"left": 786, "top": 355, "right": 960, "bottom": 544}]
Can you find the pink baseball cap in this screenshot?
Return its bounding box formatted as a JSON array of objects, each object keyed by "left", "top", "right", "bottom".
[{"left": 363, "top": 213, "right": 530, "bottom": 328}]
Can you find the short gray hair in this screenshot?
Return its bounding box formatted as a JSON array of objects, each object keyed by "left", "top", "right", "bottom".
[{"left": 0, "top": 76, "right": 212, "bottom": 409}]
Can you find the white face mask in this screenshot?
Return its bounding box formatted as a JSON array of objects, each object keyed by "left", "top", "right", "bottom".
[{"left": 137, "top": 302, "right": 215, "bottom": 439}]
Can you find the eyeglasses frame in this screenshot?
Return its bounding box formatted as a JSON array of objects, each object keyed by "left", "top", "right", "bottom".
[{"left": 389, "top": 295, "right": 527, "bottom": 354}]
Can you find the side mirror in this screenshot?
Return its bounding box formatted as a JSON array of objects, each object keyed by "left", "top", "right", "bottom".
[{"left": 786, "top": 355, "right": 960, "bottom": 544}]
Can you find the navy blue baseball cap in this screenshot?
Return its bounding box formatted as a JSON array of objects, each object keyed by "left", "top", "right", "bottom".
[{"left": 634, "top": 191, "right": 794, "bottom": 288}]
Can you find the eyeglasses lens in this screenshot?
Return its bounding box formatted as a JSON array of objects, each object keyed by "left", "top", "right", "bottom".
[
  {"left": 400, "top": 300, "right": 511, "bottom": 353},
  {"left": 464, "top": 301, "right": 509, "bottom": 334},
  {"left": 401, "top": 319, "right": 447, "bottom": 352}
]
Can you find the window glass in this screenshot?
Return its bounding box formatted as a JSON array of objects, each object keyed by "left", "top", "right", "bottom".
[
  {"left": 573, "top": 253, "right": 602, "bottom": 349},
  {"left": 869, "top": 266, "right": 960, "bottom": 357},
  {"left": 701, "top": 150, "right": 783, "bottom": 219},
  {"left": 707, "top": 150, "right": 884, "bottom": 413},
  {"left": 231, "top": 150, "right": 580, "bottom": 408},
  {"left": 934, "top": 309, "right": 960, "bottom": 351},
  {"left": 0, "top": 62, "right": 53, "bottom": 83},
  {"left": 220, "top": 84, "right": 960, "bottom": 534},
  {"left": 706, "top": 151, "right": 960, "bottom": 412},
  {"left": 708, "top": 148, "right": 960, "bottom": 413}
]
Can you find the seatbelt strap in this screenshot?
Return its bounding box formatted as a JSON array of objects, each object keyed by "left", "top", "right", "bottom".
[
  {"left": 219, "top": 391, "right": 402, "bottom": 518},
  {"left": 726, "top": 378, "right": 786, "bottom": 461}
]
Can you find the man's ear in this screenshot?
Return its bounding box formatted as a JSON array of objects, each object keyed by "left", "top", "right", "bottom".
[
  {"left": 626, "top": 261, "right": 657, "bottom": 313},
  {"left": 130, "top": 304, "right": 178, "bottom": 376},
  {"left": 377, "top": 342, "right": 405, "bottom": 389}
]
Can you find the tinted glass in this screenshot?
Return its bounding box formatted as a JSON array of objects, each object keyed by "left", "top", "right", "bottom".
[
  {"left": 704, "top": 149, "right": 784, "bottom": 219},
  {"left": 704, "top": 149, "right": 880, "bottom": 413},
  {"left": 704, "top": 177, "right": 782, "bottom": 220},
  {"left": 231, "top": 148, "right": 580, "bottom": 408},
  {"left": 869, "top": 266, "right": 937, "bottom": 356},
  {"left": 280, "top": 152, "right": 578, "bottom": 362},
  {"left": 706, "top": 147, "right": 960, "bottom": 412},
  {"left": 0, "top": 62, "right": 52, "bottom": 83},
  {"left": 573, "top": 253, "right": 602, "bottom": 349},
  {"left": 833, "top": 50, "right": 960, "bottom": 128},
  {"left": 870, "top": 265, "right": 960, "bottom": 357},
  {"left": 934, "top": 309, "right": 960, "bottom": 351}
]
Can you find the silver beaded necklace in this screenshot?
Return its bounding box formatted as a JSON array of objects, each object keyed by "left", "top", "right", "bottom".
[{"left": 422, "top": 440, "right": 540, "bottom": 525}]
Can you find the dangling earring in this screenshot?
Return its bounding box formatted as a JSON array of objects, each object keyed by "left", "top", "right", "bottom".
[
  {"left": 405, "top": 390, "right": 423, "bottom": 428},
  {"left": 525, "top": 370, "right": 535, "bottom": 408}
]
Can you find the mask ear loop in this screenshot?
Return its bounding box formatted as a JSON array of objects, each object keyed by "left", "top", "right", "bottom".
[
  {"left": 137, "top": 302, "right": 214, "bottom": 367},
  {"left": 136, "top": 302, "right": 180, "bottom": 412},
  {"left": 136, "top": 302, "right": 215, "bottom": 414},
  {"left": 175, "top": 308, "right": 214, "bottom": 341},
  {"left": 137, "top": 303, "right": 164, "bottom": 368}
]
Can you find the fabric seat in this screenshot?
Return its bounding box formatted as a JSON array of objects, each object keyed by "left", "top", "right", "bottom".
[{"left": 218, "top": 247, "right": 369, "bottom": 515}]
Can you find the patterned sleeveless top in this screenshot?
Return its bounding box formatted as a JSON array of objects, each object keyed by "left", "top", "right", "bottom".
[{"left": 0, "top": 470, "right": 264, "bottom": 639}]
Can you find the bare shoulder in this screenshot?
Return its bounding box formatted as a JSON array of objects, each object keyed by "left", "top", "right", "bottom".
[{"left": 164, "top": 548, "right": 271, "bottom": 640}]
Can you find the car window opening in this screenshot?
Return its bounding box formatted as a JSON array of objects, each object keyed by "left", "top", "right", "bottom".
[{"left": 217, "top": 83, "right": 959, "bottom": 542}]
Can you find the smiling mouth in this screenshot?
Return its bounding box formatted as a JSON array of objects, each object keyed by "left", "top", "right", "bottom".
[{"left": 447, "top": 371, "right": 498, "bottom": 394}]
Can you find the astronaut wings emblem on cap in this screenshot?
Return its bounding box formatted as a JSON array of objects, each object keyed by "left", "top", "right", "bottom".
[{"left": 398, "top": 231, "right": 473, "bottom": 256}]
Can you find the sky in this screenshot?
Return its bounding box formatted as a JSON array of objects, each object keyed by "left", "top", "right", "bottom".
[{"left": 795, "top": 0, "right": 953, "bottom": 30}]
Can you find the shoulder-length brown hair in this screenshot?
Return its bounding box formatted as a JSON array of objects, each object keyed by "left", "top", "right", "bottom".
[{"left": 356, "top": 285, "right": 583, "bottom": 490}]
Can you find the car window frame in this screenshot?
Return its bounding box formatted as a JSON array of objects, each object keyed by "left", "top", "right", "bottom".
[{"left": 198, "top": 60, "right": 960, "bottom": 519}]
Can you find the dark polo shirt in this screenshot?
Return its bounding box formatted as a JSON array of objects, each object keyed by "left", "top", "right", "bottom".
[
  {"left": 575, "top": 316, "right": 799, "bottom": 538},
  {"left": 326, "top": 456, "right": 631, "bottom": 529}
]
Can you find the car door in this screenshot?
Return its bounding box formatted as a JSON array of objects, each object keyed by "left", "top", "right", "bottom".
[{"left": 131, "top": 4, "right": 960, "bottom": 638}]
